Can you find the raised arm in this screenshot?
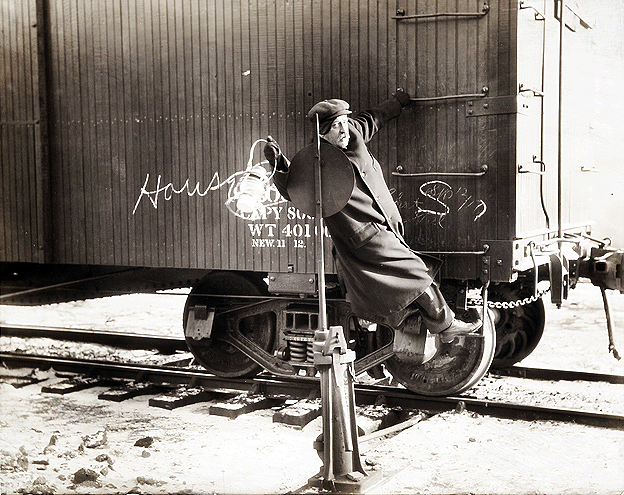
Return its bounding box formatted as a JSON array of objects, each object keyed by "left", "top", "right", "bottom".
[{"left": 349, "top": 89, "right": 412, "bottom": 143}]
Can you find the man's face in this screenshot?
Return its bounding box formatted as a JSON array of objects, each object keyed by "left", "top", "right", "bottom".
[{"left": 322, "top": 115, "right": 350, "bottom": 149}]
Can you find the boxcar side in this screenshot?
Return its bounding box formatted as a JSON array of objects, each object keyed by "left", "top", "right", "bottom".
[{"left": 0, "top": 0, "right": 602, "bottom": 292}]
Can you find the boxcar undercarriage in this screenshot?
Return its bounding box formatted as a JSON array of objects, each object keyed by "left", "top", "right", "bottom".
[
  {"left": 2, "top": 0, "right": 622, "bottom": 395},
  {"left": 2, "top": 235, "right": 622, "bottom": 396}
]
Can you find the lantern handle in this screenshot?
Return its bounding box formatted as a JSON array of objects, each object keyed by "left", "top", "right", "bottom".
[{"left": 246, "top": 138, "right": 278, "bottom": 181}]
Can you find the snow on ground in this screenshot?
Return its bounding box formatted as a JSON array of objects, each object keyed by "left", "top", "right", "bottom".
[{"left": 1, "top": 282, "right": 624, "bottom": 494}]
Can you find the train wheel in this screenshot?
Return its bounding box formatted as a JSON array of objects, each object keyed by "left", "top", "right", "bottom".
[
  {"left": 379, "top": 310, "right": 496, "bottom": 396},
  {"left": 490, "top": 285, "right": 546, "bottom": 368},
  {"left": 183, "top": 271, "right": 276, "bottom": 378}
]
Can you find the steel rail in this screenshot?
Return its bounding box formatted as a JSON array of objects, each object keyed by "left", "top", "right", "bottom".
[
  {"left": 490, "top": 366, "right": 624, "bottom": 385},
  {"left": 354, "top": 385, "right": 624, "bottom": 430},
  {"left": 0, "top": 324, "right": 188, "bottom": 354},
  {"left": 1, "top": 353, "right": 622, "bottom": 430},
  {"left": 4, "top": 324, "right": 624, "bottom": 385},
  {"left": 0, "top": 352, "right": 313, "bottom": 399}
]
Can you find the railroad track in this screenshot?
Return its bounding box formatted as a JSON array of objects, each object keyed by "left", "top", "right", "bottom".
[
  {"left": 1, "top": 350, "right": 623, "bottom": 431},
  {"left": 3, "top": 323, "right": 623, "bottom": 384}
]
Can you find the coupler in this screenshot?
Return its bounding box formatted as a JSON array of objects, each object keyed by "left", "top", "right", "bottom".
[{"left": 309, "top": 326, "right": 381, "bottom": 492}]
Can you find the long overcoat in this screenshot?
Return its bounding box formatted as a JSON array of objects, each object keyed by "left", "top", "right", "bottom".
[{"left": 274, "top": 98, "right": 436, "bottom": 322}]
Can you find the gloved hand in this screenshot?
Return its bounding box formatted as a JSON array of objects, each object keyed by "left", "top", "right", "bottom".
[
  {"left": 392, "top": 88, "right": 412, "bottom": 107},
  {"left": 263, "top": 136, "right": 281, "bottom": 164}
]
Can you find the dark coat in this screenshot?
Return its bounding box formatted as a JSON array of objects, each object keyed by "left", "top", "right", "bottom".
[{"left": 274, "top": 98, "right": 435, "bottom": 322}]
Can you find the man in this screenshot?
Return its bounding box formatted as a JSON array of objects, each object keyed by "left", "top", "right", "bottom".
[{"left": 264, "top": 91, "right": 481, "bottom": 343}]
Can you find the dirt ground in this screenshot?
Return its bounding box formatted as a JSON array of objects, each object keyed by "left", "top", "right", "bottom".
[{"left": 1, "top": 281, "right": 624, "bottom": 494}]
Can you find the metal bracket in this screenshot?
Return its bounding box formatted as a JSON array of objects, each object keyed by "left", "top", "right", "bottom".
[
  {"left": 519, "top": 83, "right": 544, "bottom": 97},
  {"left": 185, "top": 305, "right": 215, "bottom": 340},
  {"left": 393, "top": 3, "right": 489, "bottom": 20},
  {"left": 480, "top": 240, "right": 531, "bottom": 282},
  {"left": 466, "top": 95, "right": 525, "bottom": 117},
  {"left": 268, "top": 272, "right": 317, "bottom": 295},
  {"left": 518, "top": 156, "right": 546, "bottom": 175},
  {"left": 518, "top": 164, "right": 546, "bottom": 175},
  {"left": 519, "top": 1, "right": 546, "bottom": 21},
  {"left": 481, "top": 255, "right": 491, "bottom": 283}
]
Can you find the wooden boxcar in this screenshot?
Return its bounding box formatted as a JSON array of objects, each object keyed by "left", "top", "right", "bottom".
[
  {"left": 0, "top": 0, "right": 595, "bottom": 273},
  {"left": 2, "top": 0, "right": 620, "bottom": 394}
]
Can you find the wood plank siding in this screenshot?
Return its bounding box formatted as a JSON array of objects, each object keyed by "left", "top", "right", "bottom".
[
  {"left": 1, "top": 0, "right": 46, "bottom": 264},
  {"left": 1, "top": 0, "right": 594, "bottom": 280}
]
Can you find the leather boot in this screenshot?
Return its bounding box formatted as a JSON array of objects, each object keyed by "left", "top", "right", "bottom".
[
  {"left": 414, "top": 284, "right": 454, "bottom": 333},
  {"left": 437, "top": 318, "right": 482, "bottom": 344},
  {"left": 414, "top": 284, "right": 481, "bottom": 343}
]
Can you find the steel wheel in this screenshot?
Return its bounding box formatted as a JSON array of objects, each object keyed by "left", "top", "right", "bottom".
[
  {"left": 490, "top": 284, "right": 546, "bottom": 368},
  {"left": 380, "top": 310, "right": 496, "bottom": 396},
  {"left": 183, "top": 271, "right": 276, "bottom": 378}
]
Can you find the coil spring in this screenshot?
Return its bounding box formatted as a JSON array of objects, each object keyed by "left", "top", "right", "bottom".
[
  {"left": 307, "top": 342, "right": 314, "bottom": 363},
  {"left": 289, "top": 340, "right": 307, "bottom": 362},
  {"left": 288, "top": 340, "right": 316, "bottom": 363}
]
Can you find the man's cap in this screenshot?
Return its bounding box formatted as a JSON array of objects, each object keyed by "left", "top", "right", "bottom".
[{"left": 307, "top": 99, "right": 352, "bottom": 134}]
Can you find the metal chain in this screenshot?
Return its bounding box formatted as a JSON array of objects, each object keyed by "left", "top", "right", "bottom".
[{"left": 486, "top": 287, "right": 551, "bottom": 310}]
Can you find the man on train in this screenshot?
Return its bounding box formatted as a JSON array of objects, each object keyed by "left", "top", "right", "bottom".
[{"left": 263, "top": 91, "right": 481, "bottom": 343}]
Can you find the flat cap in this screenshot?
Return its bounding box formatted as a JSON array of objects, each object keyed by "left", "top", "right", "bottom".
[{"left": 307, "top": 99, "right": 352, "bottom": 134}]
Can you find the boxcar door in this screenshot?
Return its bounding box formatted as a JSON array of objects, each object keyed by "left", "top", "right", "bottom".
[{"left": 391, "top": 0, "right": 513, "bottom": 280}]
